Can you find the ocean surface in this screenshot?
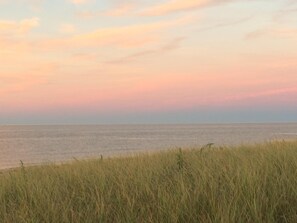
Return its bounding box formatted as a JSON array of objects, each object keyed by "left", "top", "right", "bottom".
[{"left": 1, "top": 123, "right": 297, "bottom": 169}]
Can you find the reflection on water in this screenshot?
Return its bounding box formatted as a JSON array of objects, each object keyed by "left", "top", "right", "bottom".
[{"left": 0, "top": 123, "right": 297, "bottom": 169}]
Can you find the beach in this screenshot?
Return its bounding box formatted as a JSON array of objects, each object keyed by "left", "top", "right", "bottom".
[{"left": 1, "top": 123, "right": 297, "bottom": 170}]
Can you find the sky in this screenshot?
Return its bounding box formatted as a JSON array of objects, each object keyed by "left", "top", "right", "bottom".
[{"left": 0, "top": 0, "right": 297, "bottom": 124}]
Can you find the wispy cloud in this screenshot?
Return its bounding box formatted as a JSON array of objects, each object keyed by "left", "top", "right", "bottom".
[
  {"left": 223, "top": 87, "right": 297, "bottom": 105},
  {"left": 141, "top": 0, "right": 230, "bottom": 16},
  {"left": 0, "top": 17, "right": 39, "bottom": 35},
  {"left": 286, "top": 0, "right": 297, "bottom": 6},
  {"left": 38, "top": 15, "right": 195, "bottom": 50},
  {"left": 59, "top": 23, "right": 76, "bottom": 34},
  {"left": 76, "top": 4, "right": 135, "bottom": 19},
  {"left": 246, "top": 28, "right": 297, "bottom": 39},
  {"left": 75, "top": 10, "right": 99, "bottom": 19},
  {"left": 73, "top": 20, "right": 168, "bottom": 47},
  {"left": 68, "top": 0, "right": 90, "bottom": 5},
  {"left": 104, "top": 3, "right": 135, "bottom": 17},
  {"left": 108, "top": 37, "right": 185, "bottom": 64},
  {"left": 195, "top": 16, "right": 252, "bottom": 33},
  {"left": 0, "top": 17, "right": 39, "bottom": 58},
  {"left": 0, "top": 0, "right": 44, "bottom": 10},
  {"left": 0, "top": 70, "right": 52, "bottom": 95},
  {"left": 273, "top": 8, "right": 297, "bottom": 22},
  {"left": 74, "top": 0, "right": 233, "bottom": 18}
]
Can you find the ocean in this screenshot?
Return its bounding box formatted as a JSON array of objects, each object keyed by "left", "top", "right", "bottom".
[{"left": 0, "top": 123, "right": 297, "bottom": 169}]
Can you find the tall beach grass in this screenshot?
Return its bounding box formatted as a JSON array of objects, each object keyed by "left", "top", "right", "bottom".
[{"left": 0, "top": 141, "right": 297, "bottom": 222}]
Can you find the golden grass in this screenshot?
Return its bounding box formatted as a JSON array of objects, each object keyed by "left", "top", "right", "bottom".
[{"left": 0, "top": 141, "right": 297, "bottom": 222}]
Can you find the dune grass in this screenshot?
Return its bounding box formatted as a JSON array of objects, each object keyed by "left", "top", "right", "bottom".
[{"left": 0, "top": 141, "right": 297, "bottom": 222}]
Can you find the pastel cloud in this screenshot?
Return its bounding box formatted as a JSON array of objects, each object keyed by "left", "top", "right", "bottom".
[
  {"left": 108, "top": 37, "right": 185, "bottom": 64},
  {"left": 1, "top": 0, "right": 297, "bottom": 123},
  {"left": 104, "top": 3, "right": 135, "bottom": 17},
  {"left": 68, "top": 0, "right": 90, "bottom": 5},
  {"left": 59, "top": 23, "right": 76, "bottom": 34},
  {"left": 0, "top": 0, "right": 43, "bottom": 10},
  {"left": 0, "top": 17, "right": 39, "bottom": 35},
  {"left": 38, "top": 16, "right": 195, "bottom": 49},
  {"left": 80, "top": 0, "right": 231, "bottom": 18},
  {"left": 76, "top": 3, "right": 135, "bottom": 19},
  {"left": 220, "top": 87, "right": 297, "bottom": 110},
  {"left": 142, "top": 0, "right": 229, "bottom": 16},
  {"left": 246, "top": 28, "right": 297, "bottom": 39}
]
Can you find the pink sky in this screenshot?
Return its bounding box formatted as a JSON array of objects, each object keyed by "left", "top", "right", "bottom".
[{"left": 0, "top": 0, "right": 297, "bottom": 123}]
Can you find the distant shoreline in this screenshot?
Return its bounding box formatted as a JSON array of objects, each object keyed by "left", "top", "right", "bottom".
[{"left": 1, "top": 123, "right": 297, "bottom": 171}]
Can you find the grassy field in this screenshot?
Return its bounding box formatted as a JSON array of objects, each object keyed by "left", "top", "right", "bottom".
[{"left": 0, "top": 141, "right": 297, "bottom": 222}]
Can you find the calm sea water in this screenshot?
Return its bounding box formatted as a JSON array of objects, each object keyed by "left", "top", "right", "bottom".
[{"left": 0, "top": 123, "right": 297, "bottom": 169}]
